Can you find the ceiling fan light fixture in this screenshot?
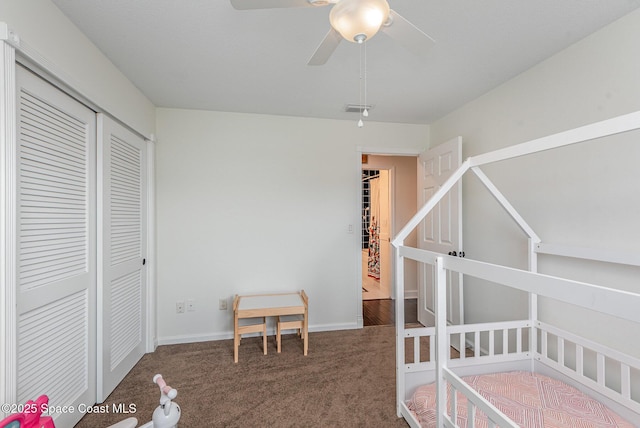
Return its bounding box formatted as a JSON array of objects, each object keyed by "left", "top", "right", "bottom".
[{"left": 329, "top": 0, "right": 390, "bottom": 43}]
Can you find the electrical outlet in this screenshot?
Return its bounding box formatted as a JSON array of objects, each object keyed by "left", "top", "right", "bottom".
[
  {"left": 186, "top": 299, "right": 195, "bottom": 312},
  {"left": 176, "top": 301, "right": 185, "bottom": 313},
  {"left": 219, "top": 299, "right": 228, "bottom": 310}
]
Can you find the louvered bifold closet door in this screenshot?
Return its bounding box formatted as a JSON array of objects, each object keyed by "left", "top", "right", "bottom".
[
  {"left": 16, "top": 66, "right": 96, "bottom": 428},
  {"left": 97, "top": 114, "right": 147, "bottom": 402}
]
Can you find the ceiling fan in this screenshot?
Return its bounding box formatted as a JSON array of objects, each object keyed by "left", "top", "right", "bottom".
[{"left": 230, "top": 0, "right": 435, "bottom": 65}]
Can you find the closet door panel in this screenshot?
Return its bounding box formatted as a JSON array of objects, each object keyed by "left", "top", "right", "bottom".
[
  {"left": 16, "top": 66, "right": 96, "bottom": 428},
  {"left": 97, "top": 113, "right": 147, "bottom": 402}
]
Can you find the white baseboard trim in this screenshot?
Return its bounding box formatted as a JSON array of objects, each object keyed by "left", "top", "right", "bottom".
[
  {"left": 157, "top": 322, "right": 360, "bottom": 346},
  {"left": 311, "top": 322, "right": 360, "bottom": 332},
  {"left": 157, "top": 331, "right": 232, "bottom": 346},
  {"left": 405, "top": 289, "right": 418, "bottom": 299}
]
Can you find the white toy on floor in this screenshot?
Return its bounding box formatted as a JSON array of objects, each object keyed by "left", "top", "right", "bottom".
[{"left": 108, "top": 374, "right": 180, "bottom": 428}]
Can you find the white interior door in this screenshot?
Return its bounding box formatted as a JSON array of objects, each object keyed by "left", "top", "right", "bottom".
[
  {"left": 97, "top": 114, "right": 147, "bottom": 402},
  {"left": 417, "top": 137, "right": 463, "bottom": 327},
  {"left": 16, "top": 66, "right": 96, "bottom": 428}
]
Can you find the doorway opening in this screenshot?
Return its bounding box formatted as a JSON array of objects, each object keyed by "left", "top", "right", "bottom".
[
  {"left": 358, "top": 151, "right": 419, "bottom": 327},
  {"left": 362, "top": 169, "right": 391, "bottom": 300}
]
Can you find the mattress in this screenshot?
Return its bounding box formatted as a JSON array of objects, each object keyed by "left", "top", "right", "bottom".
[{"left": 407, "top": 371, "right": 635, "bottom": 427}]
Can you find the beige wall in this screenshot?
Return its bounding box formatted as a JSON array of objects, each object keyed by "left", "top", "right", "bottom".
[
  {"left": 429, "top": 9, "right": 640, "bottom": 355},
  {"left": 155, "top": 108, "right": 428, "bottom": 342},
  {"left": 1, "top": 0, "right": 155, "bottom": 136}
]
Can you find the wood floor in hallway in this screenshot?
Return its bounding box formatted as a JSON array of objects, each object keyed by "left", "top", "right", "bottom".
[{"left": 363, "top": 298, "right": 418, "bottom": 326}]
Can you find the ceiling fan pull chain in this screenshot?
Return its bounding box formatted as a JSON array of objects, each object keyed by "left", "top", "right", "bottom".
[
  {"left": 363, "top": 40, "right": 369, "bottom": 118},
  {"left": 358, "top": 40, "right": 364, "bottom": 127}
]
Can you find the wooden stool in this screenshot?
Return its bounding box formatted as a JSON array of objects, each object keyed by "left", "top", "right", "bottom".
[
  {"left": 233, "top": 296, "right": 267, "bottom": 363},
  {"left": 276, "top": 290, "right": 308, "bottom": 355}
]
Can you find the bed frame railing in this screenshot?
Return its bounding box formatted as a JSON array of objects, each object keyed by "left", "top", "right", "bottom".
[
  {"left": 443, "top": 368, "right": 519, "bottom": 428},
  {"left": 399, "top": 251, "right": 640, "bottom": 426},
  {"left": 392, "top": 110, "right": 640, "bottom": 426},
  {"left": 404, "top": 319, "right": 531, "bottom": 371},
  {"left": 536, "top": 320, "right": 640, "bottom": 415},
  {"left": 400, "top": 247, "right": 640, "bottom": 326}
]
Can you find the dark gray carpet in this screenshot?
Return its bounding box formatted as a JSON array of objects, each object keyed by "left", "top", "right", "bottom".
[{"left": 75, "top": 326, "right": 410, "bottom": 427}]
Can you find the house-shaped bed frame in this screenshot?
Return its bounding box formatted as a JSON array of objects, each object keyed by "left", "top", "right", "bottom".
[{"left": 392, "top": 110, "right": 640, "bottom": 427}]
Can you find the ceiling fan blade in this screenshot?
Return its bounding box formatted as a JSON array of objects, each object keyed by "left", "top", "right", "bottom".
[
  {"left": 230, "top": 0, "right": 316, "bottom": 10},
  {"left": 381, "top": 9, "right": 435, "bottom": 57},
  {"left": 307, "top": 27, "right": 342, "bottom": 66}
]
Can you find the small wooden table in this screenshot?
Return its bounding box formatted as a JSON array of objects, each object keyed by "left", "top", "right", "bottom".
[{"left": 233, "top": 291, "right": 308, "bottom": 362}]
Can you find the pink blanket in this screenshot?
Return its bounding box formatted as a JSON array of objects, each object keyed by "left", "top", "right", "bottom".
[{"left": 407, "top": 371, "right": 635, "bottom": 427}]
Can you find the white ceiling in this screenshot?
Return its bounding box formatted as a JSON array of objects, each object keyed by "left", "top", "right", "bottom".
[{"left": 51, "top": 0, "right": 640, "bottom": 125}]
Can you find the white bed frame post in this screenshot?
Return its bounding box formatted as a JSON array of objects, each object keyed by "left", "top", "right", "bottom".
[
  {"left": 395, "top": 238, "right": 406, "bottom": 417},
  {"left": 527, "top": 237, "right": 538, "bottom": 372},
  {"left": 434, "top": 256, "right": 447, "bottom": 427}
]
